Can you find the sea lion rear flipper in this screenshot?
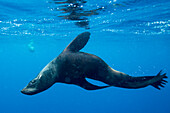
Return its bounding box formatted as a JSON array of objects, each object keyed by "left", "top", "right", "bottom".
[
  {"left": 150, "top": 70, "right": 167, "bottom": 90},
  {"left": 64, "top": 32, "right": 90, "bottom": 52},
  {"left": 118, "top": 70, "right": 167, "bottom": 90},
  {"left": 77, "top": 78, "right": 109, "bottom": 90}
]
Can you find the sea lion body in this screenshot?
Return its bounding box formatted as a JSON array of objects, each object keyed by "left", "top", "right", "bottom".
[
  {"left": 21, "top": 32, "right": 167, "bottom": 95},
  {"left": 57, "top": 52, "right": 126, "bottom": 86}
]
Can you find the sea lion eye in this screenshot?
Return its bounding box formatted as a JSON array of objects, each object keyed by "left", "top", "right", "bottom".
[
  {"left": 29, "top": 79, "right": 37, "bottom": 85},
  {"left": 32, "top": 80, "right": 36, "bottom": 83}
]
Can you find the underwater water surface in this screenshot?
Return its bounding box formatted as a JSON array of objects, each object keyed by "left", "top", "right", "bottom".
[{"left": 0, "top": 0, "right": 170, "bottom": 113}]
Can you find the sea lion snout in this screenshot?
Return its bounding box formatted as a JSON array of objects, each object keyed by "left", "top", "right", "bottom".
[{"left": 21, "top": 87, "right": 38, "bottom": 95}]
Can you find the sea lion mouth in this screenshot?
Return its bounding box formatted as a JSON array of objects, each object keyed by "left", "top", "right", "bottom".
[{"left": 21, "top": 88, "right": 38, "bottom": 95}]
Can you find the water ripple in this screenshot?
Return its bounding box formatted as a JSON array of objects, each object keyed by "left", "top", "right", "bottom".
[{"left": 0, "top": 0, "right": 169, "bottom": 37}]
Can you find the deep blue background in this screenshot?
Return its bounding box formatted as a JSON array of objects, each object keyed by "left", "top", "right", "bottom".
[
  {"left": 0, "top": 33, "right": 169, "bottom": 113},
  {"left": 0, "top": 0, "right": 170, "bottom": 113}
]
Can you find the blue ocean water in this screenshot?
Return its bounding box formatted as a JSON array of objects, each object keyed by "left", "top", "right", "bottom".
[{"left": 0, "top": 0, "right": 170, "bottom": 113}]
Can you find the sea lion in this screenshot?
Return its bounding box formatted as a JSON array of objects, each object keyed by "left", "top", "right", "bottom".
[{"left": 21, "top": 32, "right": 168, "bottom": 95}]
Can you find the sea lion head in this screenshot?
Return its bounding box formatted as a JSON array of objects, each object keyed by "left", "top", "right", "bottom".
[{"left": 21, "top": 63, "right": 58, "bottom": 95}]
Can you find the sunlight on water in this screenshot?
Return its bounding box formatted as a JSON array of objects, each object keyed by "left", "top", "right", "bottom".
[{"left": 0, "top": 0, "right": 169, "bottom": 37}]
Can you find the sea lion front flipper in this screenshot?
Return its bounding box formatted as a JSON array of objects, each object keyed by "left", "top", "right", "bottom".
[
  {"left": 64, "top": 32, "right": 90, "bottom": 52},
  {"left": 77, "top": 78, "right": 109, "bottom": 90}
]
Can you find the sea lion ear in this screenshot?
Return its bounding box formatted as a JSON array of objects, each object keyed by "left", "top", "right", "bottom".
[{"left": 64, "top": 32, "right": 91, "bottom": 52}]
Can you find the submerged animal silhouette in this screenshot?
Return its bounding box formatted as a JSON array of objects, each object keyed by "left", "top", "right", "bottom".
[{"left": 21, "top": 32, "right": 167, "bottom": 95}]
